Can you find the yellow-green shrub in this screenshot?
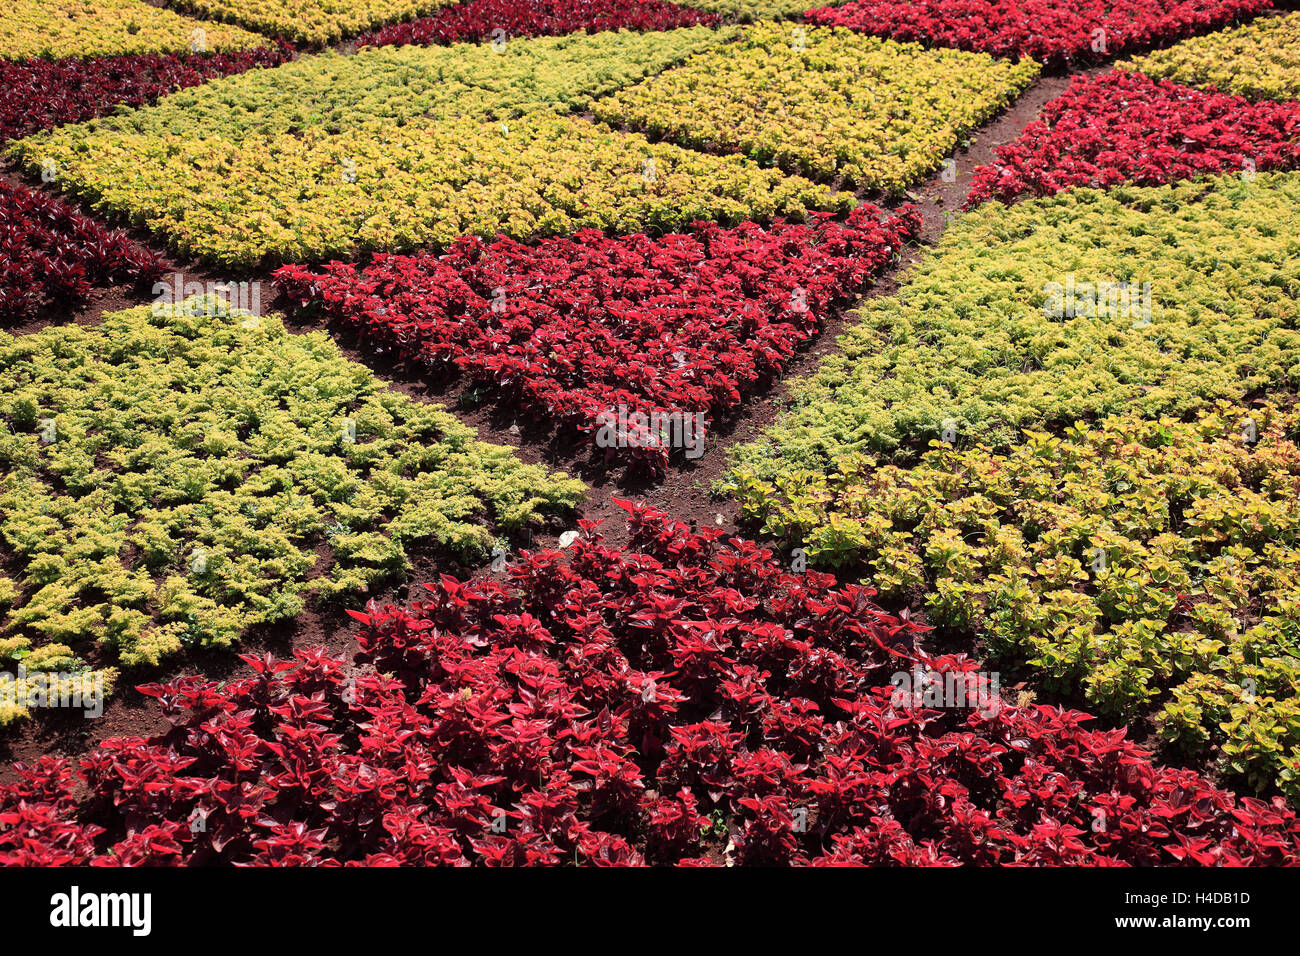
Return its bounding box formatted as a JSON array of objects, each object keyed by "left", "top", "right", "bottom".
[
  {"left": 0, "top": 0, "right": 267, "bottom": 59},
  {"left": 1124, "top": 11, "right": 1300, "bottom": 101},
  {"left": 68, "top": 26, "right": 738, "bottom": 139},
  {"left": 726, "top": 172, "right": 1300, "bottom": 479},
  {"left": 593, "top": 23, "right": 1039, "bottom": 192},
  {"left": 167, "top": 0, "right": 457, "bottom": 44},
  {"left": 683, "top": 0, "right": 818, "bottom": 19},
  {"left": 0, "top": 297, "right": 583, "bottom": 700},
  {"left": 15, "top": 111, "right": 845, "bottom": 267},
  {"left": 8, "top": 28, "right": 841, "bottom": 267},
  {"left": 728, "top": 402, "right": 1300, "bottom": 797}
]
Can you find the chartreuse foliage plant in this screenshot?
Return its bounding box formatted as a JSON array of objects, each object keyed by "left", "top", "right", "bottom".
[
  {"left": 593, "top": 23, "right": 1039, "bottom": 193},
  {"left": 15, "top": 112, "right": 845, "bottom": 267},
  {"left": 166, "top": 0, "right": 458, "bottom": 44},
  {"left": 0, "top": 297, "right": 583, "bottom": 717},
  {"left": 62, "top": 27, "right": 738, "bottom": 140},
  {"left": 726, "top": 172, "right": 1300, "bottom": 476},
  {"left": 0, "top": 0, "right": 268, "bottom": 59},
  {"left": 682, "top": 0, "right": 822, "bottom": 18},
  {"left": 727, "top": 403, "right": 1300, "bottom": 799},
  {"left": 1124, "top": 11, "right": 1300, "bottom": 102},
  {"left": 10, "top": 28, "right": 847, "bottom": 267}
]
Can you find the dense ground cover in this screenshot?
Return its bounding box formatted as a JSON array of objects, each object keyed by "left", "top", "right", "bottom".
[
  {"left": 13, "top": 112, "right": 843, "bottom": 267},
  {"left": 592, "top": 24, "right": 1039, "bottom": 193},
  {"left": 3, "top": 505, "right": 1298, "bottom": 865},
  {"left": 0, "top": 297, "right": 582, "bottom": 719},
  {"left": 726, "top": 172, "right": 1300, "bottom": 473},
  {"left": 729, "top": 402, "right": 1300, "bottom": 798},
  {"left": 37, "top": 27, "right": 737, "bottom": 139},
  {"left": 165, "top": 0, "right": 459, "bottom": 44},
  {"left": 687, "top": 0, "right": 817, "bottom": 17},
  {"left": 4, "top": 1, "right": 1300, "bottom": 870},
  {"left": 804, "top": 0, "right": 1271, "bottom": 68},
  {"left": 357, "top": 0, "right": 719, "bottom": 49},
  {"left": 0, "top": 179, "right": 163, "bottom": 319},
  {"left": 10, "top": 28, "right": 853, "bottom": 266},
  {"left": 0, "top": 0, "right": 267, "bottom": 59},
  {"left": 964, "top": 70, "right": 1300, "bottom": 206},
  {"left": 0, "top": 47, "right": 291, "bottom": 144},
  {"left": 1125, "top": 10, "right": 1300, "bottom": 100},
  {"left": 274, "top": 204, "right": 920, "bottom": 469}
]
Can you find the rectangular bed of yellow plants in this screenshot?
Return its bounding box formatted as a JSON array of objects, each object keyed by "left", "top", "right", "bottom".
[
  {"left": 1, "top": 0, "right": 268, "bottom": 59},
  {"left": 1124, "top": 11, "right": 1300, "bottom": 102},
  {"left": 592, "top": 22, "right": 1040, "bottom": 193},
  {"left": 166, "top": 0, "right": 458, "bottom": 44},
  {"left": 8, "top": 28, "right": 852, "bottom": 266}
]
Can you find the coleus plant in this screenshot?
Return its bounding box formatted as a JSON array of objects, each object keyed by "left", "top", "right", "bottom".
[
  {"left": 2, "top": 502, "right": 1297, "bottom": 866},
  {"left": 0, "top": 179, "right": 164, "bottom": 319},
  {"left": 803, "top": 0, "right": 1270, "bottom": 68},
  {"left": 966, "top": 69, "right": 1300, "bottom": 206},
  {"left": 274, "top": 206, "right": 919, "bottom": 471},
  {"left": 357, "top": 0, "right": 719, "bottom": 49},
  {"left": 0, "top": 46, "right": 292, "bottom": 145}
]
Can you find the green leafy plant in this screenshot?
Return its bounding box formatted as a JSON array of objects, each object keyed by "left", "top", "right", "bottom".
[{"left": 0, "top": 296, "right": 583, "bottom": 717}]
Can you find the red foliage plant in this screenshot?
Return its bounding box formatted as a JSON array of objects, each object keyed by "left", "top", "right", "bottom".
[
  {"left": 965, "top": 70, "right": 1300, "bottom": 206},
  {"left": 3, "top": 502, "right": 1298, "bottom": 866},
  {"left": 803, "top": 0, "right": 1270, "bottom": 68},
  {"left": 0, "top": 179, "right": 164, "bottom": 319},
  {"left": 0, "top": 46, "right": 292, "bottom": 144},
  {"left": 356, "top": 0, "right": 718, "bottom": 49},
  {"left": 274, "top": 206, "right": 919, "bottom": 471}
]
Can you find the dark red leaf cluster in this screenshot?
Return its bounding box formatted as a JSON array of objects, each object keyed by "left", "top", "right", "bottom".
[
  {"left": 803, "top": 0, "right": 1270, "bottom": 68},
  {"left": 966, "top": 70, "right": 1300, "bottom": 206},
  {"left": 0, "top": 180, "right": 164, "bottom": 320},
  {"left": 3, "top": 503, "right": 1298, "bottom": 866},
  {"left": 274, "top": 206, "right": 919, "bottom": 470},
  {"left": 0, "top": 46, "right": 292, "bottom": 144},
  {"left": 356, "top": 0, "right": 718, "bottom": 49}
]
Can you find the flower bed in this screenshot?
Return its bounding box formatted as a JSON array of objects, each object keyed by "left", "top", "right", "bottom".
[
  {"left": 0, "top": 179, "right": 163, "bottom": 319},
  {"left": 0, "top": 47, "right": 291, "bottom": 144},
  {"left": 0, "top": 297, "right": 583, "bottom": 715},
  {"left": 13, "top": 111, "right": 844, "bottom": 267},
  {"left": 3, "top": 503, "right": 1297, "bottom": 865},
  {"left": 803, "top": 0, "right": 1270, "bottom": 68},
  {"left": 8, "top": 29, "right": 849, "bottom": 267},
  {"left": 1124, "top": 10, "right": 1300, "bottom": 101},
  {"left": 165, "top": 0, "right": 459, "bottom": 44},
  {"left": 725, "top": 172, "right": 1300, "bottom": 477},
  {"left": 965, "top": 70, "right": 1300, "bottom": 206},
  {"left": 687, "top": 0, "right": 818, "bottom": 18},
  {"left": 0, "top": 0, "right": 268, "bottom": 59},
  {"left": 357, "top": 0, "right": 719, "bottom": 49},
  {"left": 37, "top": 27, "right": 736, "bottom": 140},
  {"left": 728, "top": 402, "right": 1300, "bottom": 798},
  {"left": 274, "top": 204, "right": 920, "bottom": 469},
  {"left": 592, "top": 23, "right": 1039, "bottom": 193}
]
